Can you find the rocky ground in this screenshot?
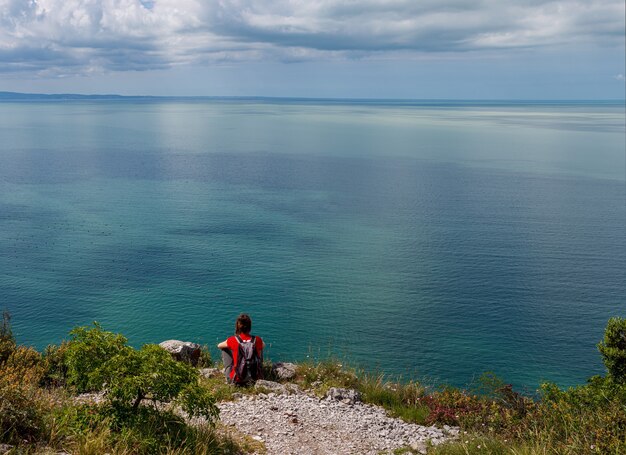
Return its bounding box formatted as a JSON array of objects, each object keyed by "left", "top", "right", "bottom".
[{"left": 214, "top": 380, "right": 458, "bottom": 455}]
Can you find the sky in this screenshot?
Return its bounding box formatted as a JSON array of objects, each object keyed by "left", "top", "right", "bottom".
[{"left": 0, "top": 0, "right": 624, "bottom": 99}]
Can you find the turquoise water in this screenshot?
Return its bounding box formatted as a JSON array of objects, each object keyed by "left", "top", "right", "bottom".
[{"left": 0, "top": 99, "right": 624, "bottom": 390}]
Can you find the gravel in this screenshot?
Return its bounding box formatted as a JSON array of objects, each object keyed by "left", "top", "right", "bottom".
[{"left": 217, "top": 389, "right": 458, "bottom": 455}]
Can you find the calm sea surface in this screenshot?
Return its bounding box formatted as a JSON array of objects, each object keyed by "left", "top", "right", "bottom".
[{"left": 0, "top": 99, "right": 624, "bottom": 390}]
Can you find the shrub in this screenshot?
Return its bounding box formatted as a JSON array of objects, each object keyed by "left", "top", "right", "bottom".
[
  {"left": 534, "top": 377, "right": 626, "bottom": 454},
  {"left": 64, "top": 322, "right": 127, "bottom": 392},
  {"left": 41, "top": 342, "right": 70, "bottom": 388},
  {"left": 598, "top": 316, "right": 626, "bottom": 383},
  {"left": 64, "top": 324, "right": 219, "bottom": 425},
  {"left": 0, "top": 310, "right": 16, "bottom": 363},
  {"left": 421, "top": 387, "right": 484, "bottom": 427},
  {"left": 4, "top": 345, "right": 43, "bottom": 374},
  {"left": 0, "top": 312, "right": 48, "bottom": 444},
  {"left": 421, "top": 378, "right": 533, "bottom": 435},
  {"left": 93, "top": 344, "right": 218, "bottom": 422},
  {"left": 0, "top": 347, "right": 48, "bottom": 444}
]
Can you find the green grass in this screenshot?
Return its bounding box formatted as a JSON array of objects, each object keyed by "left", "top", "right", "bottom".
[
  {"left": 293, "top": 359, "right": 430, "bottom": 423},
  {"left": 358, "top": 375, "right": 430, "bottom": 423},
  {"left": 392, "top": 447, "right": 422, "bottom": 455},
  {"left": 427, "top": 434, "right": 523, "bottom": 455},
  {"left": 295, "top": 359, "right": 360, "bottom": 393}
]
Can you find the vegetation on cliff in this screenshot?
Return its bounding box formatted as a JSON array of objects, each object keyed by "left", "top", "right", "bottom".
[{"left": 1, "top": 312, "right": 625, "bottom": 454}]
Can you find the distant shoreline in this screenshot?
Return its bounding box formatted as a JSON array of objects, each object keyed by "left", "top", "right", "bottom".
[{"left": 1, "top": 91, "right": 624, "bottom": 106}]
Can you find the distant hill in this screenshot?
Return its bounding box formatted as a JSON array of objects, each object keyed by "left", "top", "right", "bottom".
[{"left": 0, "top": 91, "right": 149, "bottom": 100}]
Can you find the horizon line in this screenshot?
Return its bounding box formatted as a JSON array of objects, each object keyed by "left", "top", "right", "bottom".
[{"left": 1, "top": 91, "right": 624, "bottom": 103}]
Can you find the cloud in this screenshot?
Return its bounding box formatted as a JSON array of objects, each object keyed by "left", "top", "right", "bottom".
[
  {"left": 207, "top": 1, "right": 624, "bottom": 52},
  {"left": 616, "top": 74, "right": 626, "bottom": 81},
  {"left": 0, "top": 0, "right": 624, "bottom": 76}
]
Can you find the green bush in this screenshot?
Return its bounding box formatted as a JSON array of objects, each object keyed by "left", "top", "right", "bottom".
[
  {"left": 534, "top": 377, "right": 626, "bottom": 454},
  {"left": 94, "top": 344, "right": 218, "bottom": 422},
  {"left": 63, "top": 324, "right": 219, "bottom": 426},
  {"left": 41, "top": 341, "right": 70, "bottom": 388},
  {"left": 598, "top": 316, "right": 626, "bottom": 383},
  {"left": 64, "top": 322, "right": 127, "bottom": 392}
]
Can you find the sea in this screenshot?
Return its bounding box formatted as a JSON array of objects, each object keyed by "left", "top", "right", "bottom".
[{"left": 0, "top": 98, "right": 624, "bottom": 391}]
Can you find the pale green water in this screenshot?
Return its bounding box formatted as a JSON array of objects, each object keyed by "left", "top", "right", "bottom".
[{"left": 1, "top": 99, "right": 624, "bottom": 390}]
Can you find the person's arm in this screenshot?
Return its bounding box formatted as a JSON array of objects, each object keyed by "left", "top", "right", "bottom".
[{"left": 217, "top": 340, "right": 229, "bottom": 350}]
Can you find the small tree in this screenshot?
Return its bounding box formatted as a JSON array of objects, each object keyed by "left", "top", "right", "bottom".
[
  {"left": 64, "top": 324, "right": 219, "bottom": 424},
  {"left": 64, "top": 322, "right": 127, "bottom": 392},
  {"left": 598, "top": 317, "right": 626, "bottom": 383}
]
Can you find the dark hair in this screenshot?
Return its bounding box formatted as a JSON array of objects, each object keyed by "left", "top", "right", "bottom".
[{"left": 235, "top": 313, "right": 252, "bottom": 335}]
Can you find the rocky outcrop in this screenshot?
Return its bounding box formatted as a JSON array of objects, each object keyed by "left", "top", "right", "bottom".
[
  {"left": 272, "top": 362, "right": 297, "bottom": 380},
  {"left": 159, "top": 340, "right": 202, "bottom": 366}
]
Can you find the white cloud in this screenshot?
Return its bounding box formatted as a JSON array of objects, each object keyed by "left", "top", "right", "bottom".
[
  {"left": 616, "top": 74, "right": 626, "bottom": 81},
  {"left": 0, "top": 0, "right": 624, "bottom": 75}
]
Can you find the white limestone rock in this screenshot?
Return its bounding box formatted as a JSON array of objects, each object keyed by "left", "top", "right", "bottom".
[{"left": 159, "top": 340, "right": 202, "bottom": 366}]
